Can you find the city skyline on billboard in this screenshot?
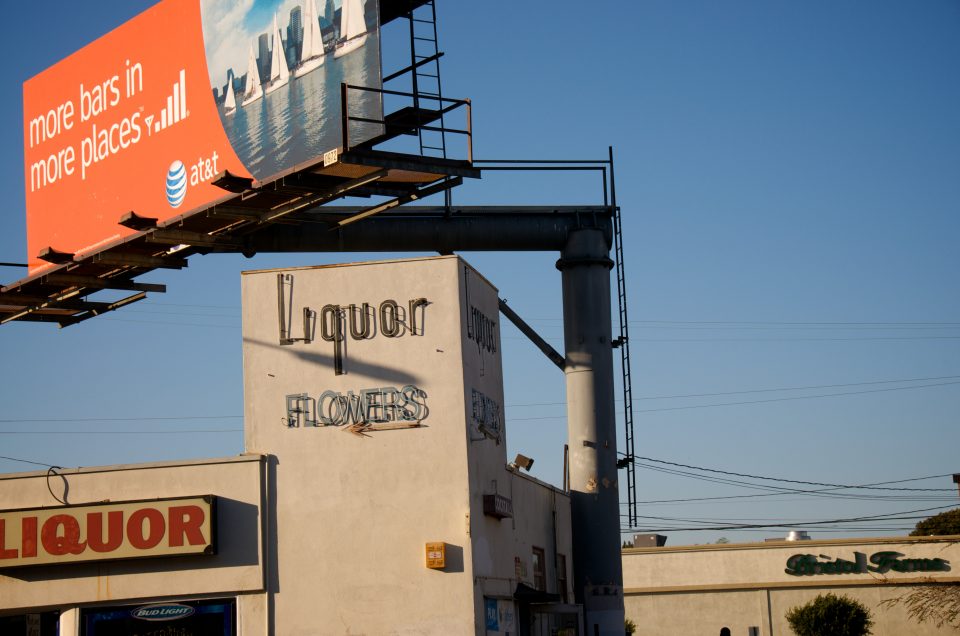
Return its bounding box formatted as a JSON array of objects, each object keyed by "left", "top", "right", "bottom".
[
  {"left": 22, "top": 0, "right": 382, "bottom": 275},
  {"left": 202, "top": 0, "right": 382, "bottom": 180}
]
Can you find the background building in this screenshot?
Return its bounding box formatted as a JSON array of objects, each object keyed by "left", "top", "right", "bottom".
[{"left": 622, "top": 535, "right": 960, "bottom": 635}]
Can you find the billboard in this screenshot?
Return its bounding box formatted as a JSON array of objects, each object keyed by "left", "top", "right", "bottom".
[{"left": 23, "top": 0, "right": 382, "bottom": 274}]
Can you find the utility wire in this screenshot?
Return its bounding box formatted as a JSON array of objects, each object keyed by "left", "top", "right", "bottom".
[
  {"left": 633, "top": 462, "right": 954, "bottom": 502},
  {"left": 101, "top": 317, "right": 240, "bottom": 329},
  {"left": 0, "top": 454, "right": 56, "bottom": 468},
  {"left": 622, "top": 527, "right": 919, "bottom": 534},
  {"left": 526, "top": 317, "right": 960, "bottom": 327},
  {"left": 634, "top": 320, "right": 960, "bottom": 327},
  {"left": 631, "top": 380, "right": 960, "bottom": 415},
  {"left": 0, "top": 415, "right": 242, "bottom": 423},
  {"left": 1, "top": 374, "right": 953, "bottom": 425},
  {"left": 621, "top": 505, "right": 956, "bottom": 532},
  {"left": 632, "top": 336, "right": 960, "bottom": 342},
  {"left": 507, "top": 379, "right": 960, "bottom": 421},
  {"left": 629, "top": 489, "right": 952, "bottom": 506},
  {"left": 0, "top": 429, "right": 241, "bottom": 435},
  {"left": 633, "top": 456, "right": 956, "bottom": 492},
  {"left": 506, "top": 374, "right": 960, "bottom": 407}
]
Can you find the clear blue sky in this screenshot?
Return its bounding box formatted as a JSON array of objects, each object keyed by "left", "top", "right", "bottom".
[{"left": 1, "top": 1, "right": 958, "bottom": 545}]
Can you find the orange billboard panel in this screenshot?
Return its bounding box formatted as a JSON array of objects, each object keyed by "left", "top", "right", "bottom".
[{"left": 23, "top": 0, "right": 383, "bottom": 274}]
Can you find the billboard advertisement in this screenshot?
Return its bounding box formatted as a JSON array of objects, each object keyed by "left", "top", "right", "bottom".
[{"left": 23, "top": 0, "right": 382, "bottom": 274}]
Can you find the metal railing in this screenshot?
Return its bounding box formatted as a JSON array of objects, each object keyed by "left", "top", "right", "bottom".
[{"left": 340, "top": 83, "right": 472, "bottom": 162}]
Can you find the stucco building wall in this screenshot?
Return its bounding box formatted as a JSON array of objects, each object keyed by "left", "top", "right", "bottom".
[{"left": 623, "top": 536, "right": 960, "bottom": 636}]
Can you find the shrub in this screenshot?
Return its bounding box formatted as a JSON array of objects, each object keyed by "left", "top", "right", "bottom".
[
  {"left": 910, "top": 508, "right": 960, "bottom": 536},
  {"left": 785, "top": 593, "right": 873, "bottom": 636}
]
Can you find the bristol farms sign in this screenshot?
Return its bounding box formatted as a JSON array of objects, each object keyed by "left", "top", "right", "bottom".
[{"left": 785, "top": 551, "right": 950, "bottom": 576}]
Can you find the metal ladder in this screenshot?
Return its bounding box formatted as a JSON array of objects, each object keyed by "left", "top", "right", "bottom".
[
  {"left": 610, "top": 148, "right": 637, "bottom": 528},
  {"left": 407, "top": 1, "right": 448, "bottom": 158}
]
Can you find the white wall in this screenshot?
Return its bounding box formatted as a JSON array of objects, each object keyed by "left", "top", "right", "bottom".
[{"left": 242, "top": 256, "right": 486, "bottom": 635}]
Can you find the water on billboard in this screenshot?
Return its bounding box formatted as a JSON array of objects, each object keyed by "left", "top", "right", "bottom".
[{"left": 200, "top": 0, "right": 383, "bottom": 180}]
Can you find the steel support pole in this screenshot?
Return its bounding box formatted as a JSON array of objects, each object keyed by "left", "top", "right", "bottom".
[{"left": 557, "top": 228, "right": 624, "bottom": 635}]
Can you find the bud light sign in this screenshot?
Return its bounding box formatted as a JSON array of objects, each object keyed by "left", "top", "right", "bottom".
[{"left": 131, "top": 603, "right": 195, "bottom": 621}]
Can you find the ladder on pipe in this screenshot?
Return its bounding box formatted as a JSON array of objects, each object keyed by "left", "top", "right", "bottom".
[
  {"left": 610, "top": 148, "right": 638, "bottom": 528},
  {"left": 408, "top": 1, "right": 448, "bottom": 159}
]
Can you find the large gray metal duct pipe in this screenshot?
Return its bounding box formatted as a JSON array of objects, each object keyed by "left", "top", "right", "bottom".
[
  {"left": 245, "top": 206, "right": 611, "bottom": 253},
  {"left": 557, "top": 228, "right": 625, "bottom": 635}
]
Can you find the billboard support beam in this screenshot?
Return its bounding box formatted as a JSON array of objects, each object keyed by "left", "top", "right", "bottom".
[
  {"left": 37, "top": 247, "right": 74, "bottom": 264},
  {"left": 211, "top": 171, "right": 254, "bottom": 194},
  {"left": 118, "top": 212, "right": 158, "bottom": 231},
  {"left": 92, "top": 253, "right": 188, "bottom": 270},
  {"left": 43, "top": 275, "right": 166, "bottom": 294},
  {"left": 335, "top": 177, "right": 462, "bottom": 228},
  {"left": 145, "top": 230, "right": 243, "bottom": 250}
]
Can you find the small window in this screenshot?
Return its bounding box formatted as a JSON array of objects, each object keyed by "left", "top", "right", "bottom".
[
  {"left": 532, "top": 546, "right": 546, "bottom": 591},
  {"left": 556, "top": 553, "right": 568, "bottom": 603}
]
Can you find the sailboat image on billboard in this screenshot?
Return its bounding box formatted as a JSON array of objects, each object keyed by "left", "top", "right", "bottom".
[
  {"left": 335, "top": 0, "right": 368, "bottom": 59},
  {"left": 263, "top": 14, "right": 290, "bottom": 96},
  {"left": 202, "top": 0, "right": 383, "bottom": 182},
  {"left": 240, "top": 45, "right": 263, "bottom": 107},
  {"left": 223, "top": 73, "right": 237, "bottom": 116},
  {"left": 294, "top": 0, "right": 326, "bottom": 78}
]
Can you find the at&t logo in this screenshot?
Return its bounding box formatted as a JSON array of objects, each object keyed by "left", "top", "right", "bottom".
[{"left": 165, "top": 160, "right": 187, "bottom": 208}]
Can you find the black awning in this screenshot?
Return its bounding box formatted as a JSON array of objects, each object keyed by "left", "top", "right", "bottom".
[{"left": 514, "top": 582, "right": 561, "bottom": 604}]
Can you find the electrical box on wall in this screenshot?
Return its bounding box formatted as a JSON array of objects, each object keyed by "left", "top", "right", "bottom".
[{"left": 425, "top": 542, "right": 447, "bottom": 569}]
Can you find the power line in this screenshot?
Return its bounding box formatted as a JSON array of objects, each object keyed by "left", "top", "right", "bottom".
[
  {"left": 506, "top": 374, "right": 960, "bottom": 408},
  {"left": 630, "top": 463, "right": 955, "bottom": 503},
  {"left": 513, "top": 318, "right": 960, "bottom": 326},
  {"left": 634, "top": 456, "right": 956, "bottom": 492},
  {"left": 622, "top": 527, "right": 919, "bottom": 534},
  {"left": 143, "top": 302, "right": 240, "bottom": 310},
  {"left": 634, "top": 320, "right": 960, "bottom": 327},
  {"left": 0, "top": 429, "right": 241, "bottom": 435},
  {"left": 101, "top": 317, "right": 240, "bottom": 329},
  {"left": 633, "top": 336, "right": 960, "bottom": 342},
  {"left": 125, "top": 308, "right": 241, "bottom": 319},
  {"left": 508, "top": 379, "right": 960, "bottom": 421},
  {"left": 2, "top": 375, "right": 953, "bottom": 426},
  {"left": 0, "top": 415, "right": 242, "bottom": 423},
  {"left": 620, "top": 504, "right": 956, "bottom": 532},
  {"left": 632, "top": 375, "right": 960, "bottom": 401},
  {"left": 630, "top": 490, "right": 953, "bottom": 506},
  {"left": 0, "top": 454, "right": 55, "bottom": 468},
  {"left": 633, "top": 380, "right": 960, "bottom": 414}
]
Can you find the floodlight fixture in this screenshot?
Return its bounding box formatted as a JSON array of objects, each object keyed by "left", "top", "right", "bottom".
[{"left": 512, "top": 454, "right": 534, "bottom": 472}]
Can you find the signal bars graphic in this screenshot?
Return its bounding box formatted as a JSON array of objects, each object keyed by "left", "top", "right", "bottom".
[{"left": 153, "top": 69, "right": 188, "bottom": 134}]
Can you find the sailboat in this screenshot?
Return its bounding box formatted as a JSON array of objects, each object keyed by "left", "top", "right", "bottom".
[
  {"left": 263, "top": 14, "right": 290, "bottom": 96},
  {"left": 293, "top": 0, "right": 325, "bottom": 78},
  {"left": 223, "top": 78, "right": 237, "bottom": 116},
  {"left": 240, "top": 45, "right": 263, "bottom": 107},
  {"left": 334, "top": 0, "right": 367, "bottom": 59}
]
